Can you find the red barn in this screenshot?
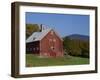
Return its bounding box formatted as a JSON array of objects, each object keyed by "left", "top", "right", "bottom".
[{"left": 26, "top": 25, "right": 63, "bottom": 57}]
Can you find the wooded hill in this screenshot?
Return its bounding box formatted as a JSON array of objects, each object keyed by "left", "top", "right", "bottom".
[{"left": 63, "top": 35, "right": 89, "bottom": 58}]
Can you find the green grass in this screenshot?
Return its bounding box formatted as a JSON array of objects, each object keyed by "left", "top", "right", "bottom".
[{"left": 26, "top": 54, "right": 89, "bottom": 67}]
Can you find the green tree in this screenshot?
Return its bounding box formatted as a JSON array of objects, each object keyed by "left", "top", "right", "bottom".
[
  {"left": 63, "top": 37, "right": 71, "bottom": 56},
  {"left": 26, "top": 24, "right": 39, "bottom": 39},
  {"left": 80, "top": 41, "right": 89, "bottom": 58}
]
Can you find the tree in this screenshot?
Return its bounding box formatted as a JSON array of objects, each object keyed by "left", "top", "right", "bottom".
[
  {"left": 26, "top": 24, "right": 39, "bottom": 39},
  {"left": 63, "top": 37, "right": 71, "bottom": 55},
  {"left": 80, "top": 41, "right": 89, "bottom": 58}
]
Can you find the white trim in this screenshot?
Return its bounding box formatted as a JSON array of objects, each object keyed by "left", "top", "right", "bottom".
[{"left": 19, "top": 5, "right": 96, "bottom": 75}]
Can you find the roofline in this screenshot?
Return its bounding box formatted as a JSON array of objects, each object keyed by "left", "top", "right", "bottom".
[
  {"left": 26, "top": 28, "right": 63, "bottom": 43},
  {"left": 41, "top": 29, "right": 63, "bottom": 41},
  {"left": 52, "top": 29, "right": 63, "bottom": 41},
  {"left": 26, "top": 40, "right": 39, "bottom": 43}
]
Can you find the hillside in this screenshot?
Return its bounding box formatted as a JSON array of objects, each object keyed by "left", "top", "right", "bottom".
[
  {"left": 63, "top": 34, "right": 89, "bottom": 58},
  {"left": 65, "top": 34, "right": 89, "bottom": 41}
]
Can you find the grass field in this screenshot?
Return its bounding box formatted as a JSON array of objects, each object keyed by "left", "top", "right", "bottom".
[{"left": 26, "top": 54, "right": 89, "bottom": 67}]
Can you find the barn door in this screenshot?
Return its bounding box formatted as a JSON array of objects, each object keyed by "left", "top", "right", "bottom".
[{"left": 49, "top": 49, "right": 56, "bottom": 57}]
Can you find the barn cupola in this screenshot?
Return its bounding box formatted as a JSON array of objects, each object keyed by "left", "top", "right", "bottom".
[
  {"left": 39, "top": 24, "right": 48, "bottom": 32},
  {"left": 39, "top": 24, "right": 42, "bottom": 32}
]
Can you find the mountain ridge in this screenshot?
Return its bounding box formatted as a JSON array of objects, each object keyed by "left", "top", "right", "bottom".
[{"left": 64, "top": 34, "right": 89, "bottom": 41}]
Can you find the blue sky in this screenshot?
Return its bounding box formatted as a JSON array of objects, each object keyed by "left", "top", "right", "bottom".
[{"left": 26, "top": 12, "right": 89, "bottom": 37}]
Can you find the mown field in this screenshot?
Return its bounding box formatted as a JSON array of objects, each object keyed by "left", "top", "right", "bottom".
[{"left": 26, "top": 54, "right": 89, "bottom": 67}]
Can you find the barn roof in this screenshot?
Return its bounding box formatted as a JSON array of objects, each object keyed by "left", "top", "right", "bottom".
[
  {"left": 26, "top": 28, "right": 52, "bottom": 43},
  {"left": 26, "top": 26, "right": 63, "bottom": 43}
]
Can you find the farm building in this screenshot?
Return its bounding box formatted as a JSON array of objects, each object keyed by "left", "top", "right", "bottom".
[{"left": 26, "top": 24, "right": 63, "bottom": 57}]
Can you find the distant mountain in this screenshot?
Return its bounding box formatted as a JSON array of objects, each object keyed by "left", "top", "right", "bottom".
[{"left": 65, "top": 34, "right": 89, "bottom": 41}]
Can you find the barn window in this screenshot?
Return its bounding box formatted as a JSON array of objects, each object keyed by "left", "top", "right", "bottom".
[
  {"left": 37, "top": 47, "right": 39, "bottom": 50},
  {"left": 33, "top": 48, "right": 35, "bottom": 51},
  {"left": 30, "top": 48, "right": 32, "bottom": 51},
  {"left": 51, "top": 46, "right": 55, "bottom": 50},
  {"left": 53, "top": 39, "right": 56, "bottom": 42},
  {"left": 49, "top": 39, "right": 52, "bottom": 41}
]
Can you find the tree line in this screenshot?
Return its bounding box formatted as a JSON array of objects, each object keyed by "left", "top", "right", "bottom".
[
  {"left": 26, "top": 24, "right": 39, "bottom": 39},
  {"left": 63, "top": 37, "right": 89, "bottom": 58}
]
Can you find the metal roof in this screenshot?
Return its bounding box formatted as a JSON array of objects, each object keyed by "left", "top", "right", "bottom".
[{"left": 26, "top": 28, "right": 52, "bottom": 43}]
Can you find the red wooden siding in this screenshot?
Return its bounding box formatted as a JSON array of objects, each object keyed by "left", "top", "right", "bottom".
[{"left": 40, "top": 30, "right": 63, "bottom": 57}]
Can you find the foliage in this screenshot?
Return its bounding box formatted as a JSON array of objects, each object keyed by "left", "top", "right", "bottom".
[
  {"left": 63, "top": 37, "right": 89, "bottom": 58},
  {"left": 26, "top": 24, "right": 39, "bottom": 39}
]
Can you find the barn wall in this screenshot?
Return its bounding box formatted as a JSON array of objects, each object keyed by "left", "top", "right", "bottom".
[
  {"left": 26, "top": 41, "right": 40, "bottom": 55},
  {"left": 40, "top": 30, "right": 63, "bottom": 57}
]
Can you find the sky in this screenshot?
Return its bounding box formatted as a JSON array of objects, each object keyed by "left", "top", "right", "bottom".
[{"left": 26, "top": 12, "right": 89, "bottom": 37}]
